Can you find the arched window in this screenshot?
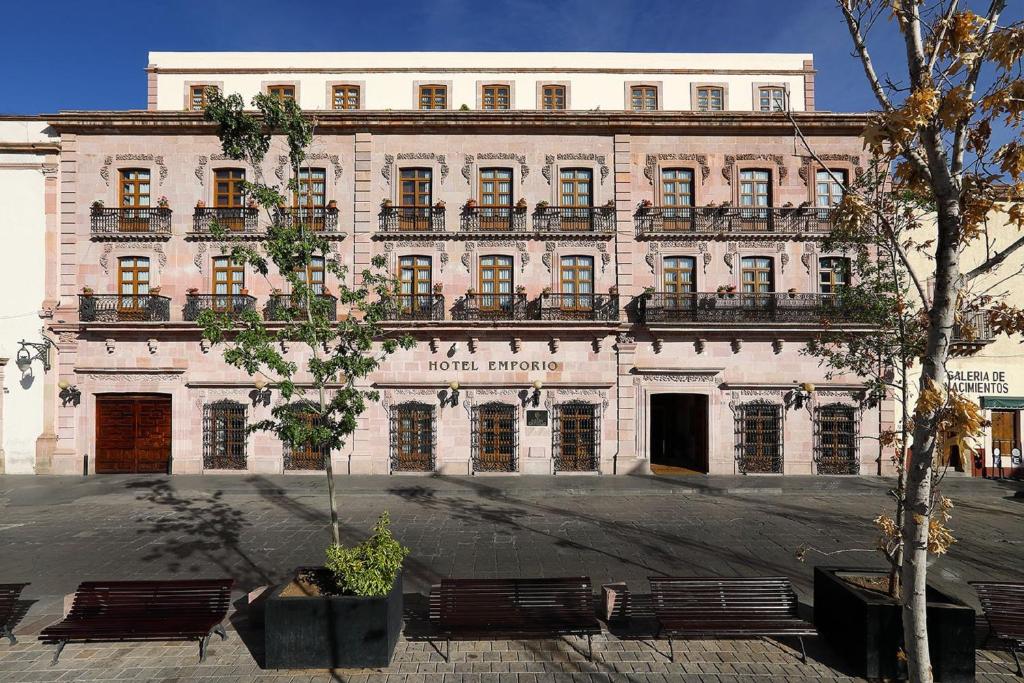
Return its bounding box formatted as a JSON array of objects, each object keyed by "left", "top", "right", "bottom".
[
  {"left": 815, "top": 404, "right": 859, "bottom": 474},
  {"left": 390, "top": 402, "right": 435, "bottom": 472},
  {"left": 203, "top": 400, "right": 247, "bottom": 470}
]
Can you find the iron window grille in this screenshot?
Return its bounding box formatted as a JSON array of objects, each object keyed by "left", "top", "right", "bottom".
[
  {"left": 734, "top": 401, "right": 783, "bottom": 474},
  {"left": 471, "top": 402, "right": 518, "bottom": 473},
  {"left": 552, "top": 401, "right": 601, "bottom": 472},
  {"left": 203, "top": 400, "right": 247, "bottom": 470},
  {"left": 390, "top": 402, "right": 437, "bottom": 472},
  {"left": 282, "top": 404, "right": 329, "bottom": 471},
  {"left": 814, "top": 404, "right": 860, "bottom": 475}
]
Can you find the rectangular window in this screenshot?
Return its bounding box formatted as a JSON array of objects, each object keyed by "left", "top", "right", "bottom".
[
  {"left": 391, "top": 403, "right": 435, "bottom": 472},
  {"left": 293, "top": 167, "right": 327, "bottom": 230},
  {"left": 419, "top": 84, "right": 447, "bottom": 110},
  {"left": 816, "top": 169, "right": 847, "bottom": 207},
  {"left": 815, "top": 405, "right": 858, "bottom": 474},
  {"left": 741, "top": 256, "right": 774, "bottom": 294},
  {"left": 478, "top": 167, "right": 512, "bottom": 230},
  {"left": 759, "top": 86, "right": 786, "bottom": 112},
  {"left": 737, "top": 403, "right": 782, "bottom": 473},
  {"left": 663, "top": 256, "right": 696, "bottom": 294},
  {"left": 559, "top": 167, "right": 593, "bottom": 231},
  {"left": 190, "top": 85, "right": 217, "bottom": 111},
  {"left": 696, "top": 87, "right": 724, "bottom": 111},
  {"left": 739, "top": 170, "right": 771, "bottom": 207},
  {"left": 214, "top": 168, "right": 245, "bottom": 208},
  {"left": 267, "top": 85, "right": 295, "bottom": 101},
  {"left": 541, "top": 85, "right": 566, "bottom": 110},
  {"left": 283, "top": 409, "right": 328, "bottom": 470},
  {"left": 559, "top": 254, "right": 594, "bottom": 314},
  {"left": 399, "top": 167, "right": 432, "bottom": 231},
  {"left": 661, "top": 168, "right": 694, "bottom": 230},
  {"left": 473, "top": 403, "right": 517, "bottom": 472},
  {"left": 212, "top": 255, "right": 244, "bottom": 313},
  {"left": 631, "top": 85, "right": 658, "bottom": 111},
  {"left": 298, "top": 255, "right": 326, "bottom": 296},
  {"left": 554, "top": 403, "right": 599, "bottom": 472},
  {"left": 481, "top": 84, "right": 510, "bottom": 110},
  {"left": 203, "top": 401, "right": 247, "bottom": 470},
  {"left": 399, "top": 255, "right": 432, "bottom": 316},
  {"left": 818, "top": 257, "right": 850, "bottom": 295},
  {"left": 478, "top": 254, "right": 513, "bottom": 313},
  {"left": 117, "top": 256, "right": 150, "bottom": 315},
  {"left": 332, "top": 85, "right": 360, "bottom": 110},
  {"left": 118, "top": 168, "right": 152, "bottom": 232}
]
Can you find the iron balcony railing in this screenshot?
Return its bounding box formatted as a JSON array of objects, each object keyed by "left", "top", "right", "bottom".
[
  {"left": 637, "top": 292, "right": 867, "bottom": 324},
  {"left": 533, "top": 206, "right": 616, "bottom": 233},
  {"left": 90, "top": 207, "right": 172, "bottom": 236},
  {"left": 387, "top": 294, "right": 446, "bottom": 321},
  {"left": 460, "top": 206, "right": 528, "bottom": 233},
  {"left": 193, "top": 207, "right": 260, "bottom": 234},
  {"left": 378, "top": 206, "right": 446, "bottom": 232},
  {"left": 634, "top": 206, "right": 836, "bottom": 236},
  {"left": 453, "top": 293, "right": 529, "bottom": 321},
  {"left": 952, "top": 309, "right": 995, "bottom": 346},
  {"left": 273, "top": 206, "right": 340, "bottom": 232},
  {"left": 79, "top": 294, "right": 171, "bottom": 322},
  {"left": 264, "top": 294, "right": 338, "bottom": 321},
  {"left": 537, "top": 293, "right": 619, "bottom": 321},
  {"left": 184, "top": 293, "right": 258, "bottom": 321}
]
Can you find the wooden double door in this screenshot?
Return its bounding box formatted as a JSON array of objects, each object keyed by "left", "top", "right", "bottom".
[{"left": 95, "top": 394, "right": 172, "bottom": 473}]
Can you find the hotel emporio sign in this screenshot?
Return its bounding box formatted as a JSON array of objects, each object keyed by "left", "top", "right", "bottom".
[{"left": 427, "top": 360, "right": 561, "bottom": 372}]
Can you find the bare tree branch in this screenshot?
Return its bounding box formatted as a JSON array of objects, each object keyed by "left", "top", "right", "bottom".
[
  {"left": 928, "top": 0, "right": 961, "bottom": 73},
  {"left": 964, "top": 233, "right": 1024, "bottom": 280},
  {"left": 838, "top": 0, "right": 895, "bottom": 111}
]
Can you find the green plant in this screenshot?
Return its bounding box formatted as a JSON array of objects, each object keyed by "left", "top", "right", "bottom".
[{"left": 325, "top": 512, "right": 410, "bottom": 597}]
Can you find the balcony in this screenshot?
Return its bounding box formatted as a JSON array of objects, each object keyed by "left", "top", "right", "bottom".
[
  {"left": 378, "top": 206, "right": 445, "bottom": 233},
  {"left": 273, "top": 207, "right": 340, "bottom": 233},
  {"left": 453, "top": 293, "right": 529, "bottom": 321},
  {"left": 79, "top": 294, "right": 171, "bottom": 322},
  {"left": 634, "top": 206, "right": 835, "bottom": 237},
  {"left": 264, "top": 293, "right": 338, "bottom": 322},
  {"left": 386, "top": 294, "right": 446, "bottom": 321},
  {"left": 951, "top": 309, "right": 995, "bottom": 353},
  {"left": 637, "top": 292, "right": 866, "bottom": 324},
  {"left": 533, "top": 206, "right": 616, "bottom": 234},
  {"left": 537, "top": 293, "right": 619, "bottom": 321},
  {"left": 184, "top": 293, "right": 258, "bottom": 321},
  {"left": 193, "top": 207, "right": 260, "bottom": 234},
  {"left": 460, "top": 206, "right": 528, "bottom": 233},
  {"left": 90, "top": 207, "right": 172, "bottom": 238}
]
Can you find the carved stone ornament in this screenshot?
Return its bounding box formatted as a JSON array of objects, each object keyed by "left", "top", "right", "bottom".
[
  {"left": 643, "top": 154, "right": 711, "bottom": 186},
  {"left": 100, "top": 243, "right": 167, "bottom": 276},
  {"left": 383, "top": 153, "right": 449, "bottom": 185},
  {"left": 194, "top": 153, "right": 237, "bottom": 186},
  {"left": 798, "top": 154, "right": 864, "bottom": 186},
  {"left": 57, "top": 331, "right": 77, "bottom": 345},
  {"left": 543, "top": 153, "right": 610, "bottom": 185},
  {"left": 636, "top": 370, "right": 723, "bottom": 384},
  {"left": 722, "top": 154, "right": 786, "bottom": 185},
  {"left": 193, "top": 240, "right": 259, "bottom": 274},
  {"left": 101, "top": 154, "right": 168, "bottom": 187},
  {"left": 615, "top": 332, "right": 636, "bottom": 346},
  {"left": 462, "top": 241, "right": 475, "bottom": 272},
  {"left": 645, "top": 242, "right": 660, "bottom": 274},
  {"left": 699, "top": 243, "right": 712, "bottom": 273},
  {"left": 81, "top": 370, "right": 185, "bottom": 384},
  {"left": 542, "top": 242, "right": 556, "bottom": 273},
  {"left": 724, "top": 242, "right": 739, "bottom": 273},
  {"left": 275, "top": 153, "right": 342, "bottom": 184},
  {"left": 801, "top": 241, "right": 818, "bottom": 274},
  {"left": 462, "top": 153, "right": 529, "bottom": 185}
]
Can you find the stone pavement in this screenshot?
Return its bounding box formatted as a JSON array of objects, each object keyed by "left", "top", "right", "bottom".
[{"left": 0, "top": 473, "right": 1021, "bottom": 681}]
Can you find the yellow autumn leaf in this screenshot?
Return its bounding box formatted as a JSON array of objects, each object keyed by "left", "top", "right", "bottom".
[
  {"left": 915, "top": 379, "right": 946, "bottom": 417},
  {"left": 938, "top": 85, "right": 974, "bottom": 129}
]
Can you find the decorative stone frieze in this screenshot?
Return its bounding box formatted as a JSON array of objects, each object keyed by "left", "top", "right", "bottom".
[
  {"left": 643, "top": 153, "right": 711, "bottom": 186},
  {"left": 722, "top": 154, "right": 787, "bottom": 185},
  {"left": 382, "top": 153, "right": 449, "bottom": 185},
  {"left": 101, "top": 154, "right": 168, "bottom": 186},
  {"left": 462, "top": 153, "right": 529, "bottom": 184},
  {"left": 543, "top": 153, "right": 609, "bottom": 185}
]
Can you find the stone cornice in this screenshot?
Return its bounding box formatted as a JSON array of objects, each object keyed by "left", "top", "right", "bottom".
[
  {"left": 0, "top": 141, "right": 61, "bottom": 154},
  {"left": 47, "top": 110, "right": 873, "bottom": 135}
]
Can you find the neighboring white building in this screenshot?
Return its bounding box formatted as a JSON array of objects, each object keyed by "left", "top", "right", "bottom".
[
  {"left": 148, "top": 52, "right": 816, "bottom": 113},
  {"left": 0, "top": 118, "right": 59, "bottom": 473}
]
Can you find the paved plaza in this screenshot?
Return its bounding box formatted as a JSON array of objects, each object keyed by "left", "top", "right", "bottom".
[{"left": 0, "top": 473, "right": 1021, "bottom": 681}]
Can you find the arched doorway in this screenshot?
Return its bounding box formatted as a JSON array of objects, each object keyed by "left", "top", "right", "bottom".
[{"left": 649, "top": 393, "right": 708, "bottom": 474}]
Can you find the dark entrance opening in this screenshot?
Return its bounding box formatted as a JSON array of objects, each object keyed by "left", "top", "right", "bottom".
[
  {"left": 650, "top": 393, "right": 709, "bottom": 473},
  {"left": 95, "top": 393, "right": 172, "bottom": 473}
]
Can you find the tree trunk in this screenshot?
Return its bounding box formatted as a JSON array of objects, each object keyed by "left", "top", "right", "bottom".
[{"left": 902, "top": 194, "right": 961, "bottom": 683}]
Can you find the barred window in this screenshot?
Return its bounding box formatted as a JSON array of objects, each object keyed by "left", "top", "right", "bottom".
[
  {"left": 391, "top": 402, "right": 435, "bottom": 472},
  {"left": 815, "top": 404, "right": 859, "bottom": 474},
  {"left": 203, "top": 400, "right": 247, "bottom": 470},
  {"left": 283, "top": 406, "right": 328, "bottom": 470},
  {"left": 472, "top": 402, "right": 517, "bottom": 472},
  {"left": 735, "top": 402, "right": 783, "bottom": 473},
  {"left": 553, "top": 402, "right": 600, "bottom": 472}
]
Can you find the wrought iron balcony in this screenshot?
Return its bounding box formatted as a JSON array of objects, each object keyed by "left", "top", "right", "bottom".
[
  {"left": 386, "top": 294, "right": 446, "bottom": 321},
  {"left": 460, "top": 206, "right": 528, "bottom": 233},
  {"left": 79, "top": 294, "right": 171, "bottom": 322},
  {"left": 951, "top": 309, "right": 995, "bottom": 351},
  {"left": 192, "top": 207, "right": 260, "bottom": 234},
  {"left": 90, "top": 207, "right": 172, "bottom": 236},
  {"left": 184, "top": 293, "right": 258, "bottom": 321},
  {"left": 533, "top": 206, "right": 616, "bottom": 233},
  {"left": 637, "top": 292, "right": 866, "bottom": 324},
  {"left": 264, "top": 293, "right": 338, "bottom": 321},
  {"left": 634, "top": 206, "right": 835, "bottom": 236},
  {"left": 537, "top": 293, "right": 619, "bottom": 321},
  {"left": 273, "top": 206, "right": 340, "bottom": 233},
  {"left": 378, "top": 206, "right": 446, "bottom": 233},
  {"left": 453, "top": 293, "right": 529, "bottom": 321}
]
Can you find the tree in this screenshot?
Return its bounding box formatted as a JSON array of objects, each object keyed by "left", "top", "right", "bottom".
[
  {"left": 832, "top": 2, "right": 1022, "bottom": 680},
  {"left": 198, "top": 91, "right": 414, "bottom": 546}
]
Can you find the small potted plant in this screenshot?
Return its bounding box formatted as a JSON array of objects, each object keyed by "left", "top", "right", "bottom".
[
  {"left": 239, "top": 287, "right": 250, "bottom": 297},
  {"left": 248, "top": 197, "right": 258, "bottom": 209},
  {"left": 195, "top": 199, "right": 206, "bottom": 209},
  {"left": 642, "top": 286, "right": 655, "bottom": 297},
  {"left": 603, "top": 199, "right": 616, "bottom": 212},
  {"left": 186, "top": 287, "right": 199, "bottom": 295},
  {"left": 271, "top": 288, "right": 283, "bottom": 296},
  {"left": 542, "top": 286, "right": 552, "bottom": 295},
  {"left": 149, "top": 286, "right": 162, "bottom": 296},
  {"left": 321, "top": 287, "right": 334, "bottom": 298},
  {"left": 535, "top": 200, "right": 550, "bottom": 211},
  {"left": 515, "top": 285, "right": 527, "bottom": 295},
  {"left": 609, "top": 285, "right": 619, "bottom": 295},
  {"left": 464, "top": 198, "right": 477, "bottom": 209},
  {"left": 380, "top": 198, "right": 393, "bottom": 210},
  {"left": 90, "top": 200, "right": 104, "bottom": 215},
  {"left": 799, "top": 200, "right": 812, "bottom": 208},
  {"left": 787, "top": 287, "right": 798, "bottom": 298},
  {"left": 327, "top": 199, "right": 338, "bottom": 210},
  {"left": 432, "top": 283, "right": 444, "bottom": 295},
  {"left": 466, "top": 287, "right": 476, "bottom": 296},
  {"left": 515, "top": 197, "right": 528, "bottom": 210},
  {"left": 433, "top": 199, "right": 446, "bottom": 210},
  {"left": 81, "top": 286, "right": 94, "bottom": 297},
  {"left": 637, "top": 198, "right": 653, "bottom": 212},
  {"left": 156, "top": 196, "right": 170, "bottom": 209}
]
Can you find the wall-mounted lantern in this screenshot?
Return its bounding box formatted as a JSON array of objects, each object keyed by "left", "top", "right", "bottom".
[
  {"left": 16, "top": 337, "right": 54, "bottom": 373},
  {"left": 531, "top": 380, "right": 543, "bottom": 407}
]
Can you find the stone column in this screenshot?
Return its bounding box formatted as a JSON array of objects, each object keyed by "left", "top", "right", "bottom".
[
  {"left": 0, "top": 357, "right": 7, "bottom": 474},
  {"left": 614, "top": 333, "right": 645, "bottom": 474},
  {"left": 36, "top": 153, "right": 64, "bottom": 474}
]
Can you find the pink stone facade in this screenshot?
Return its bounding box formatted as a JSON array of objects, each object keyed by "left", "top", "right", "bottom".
[{"left": 44, "top": 109, "right": 893, "bottom": 477}]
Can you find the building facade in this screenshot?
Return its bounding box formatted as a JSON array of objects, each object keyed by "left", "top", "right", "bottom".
[{"left": 40, "top": 52, "right": 893, "bottom": 476}]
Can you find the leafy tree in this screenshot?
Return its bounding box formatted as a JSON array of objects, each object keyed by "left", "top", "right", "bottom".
[{"left": 199, "top": 92, "right": 414, "bottom": 546}]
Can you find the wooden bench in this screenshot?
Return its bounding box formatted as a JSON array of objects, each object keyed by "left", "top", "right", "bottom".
[
  {"left": 429, "top": 577, "right": 601, "bottom": 660},
  {"left": 649, "top": 576, "right": 815, "bottom": 662},
  {"left": 971, "top": 581, "right": 1024, "bottom": 675},
  {"left": 39, "top": 579, "right": 233, "bottom": 664},
  {"left": 0, "top": 583, "right": 29, "bottom": 645}
]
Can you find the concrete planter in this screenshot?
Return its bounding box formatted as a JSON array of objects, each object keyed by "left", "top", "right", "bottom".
[
  {"left": 264, "top": 570, "right": 403, "bottom": 670},
  {"left": 813, "top": 567, "right": 975, "bottom": 682}
]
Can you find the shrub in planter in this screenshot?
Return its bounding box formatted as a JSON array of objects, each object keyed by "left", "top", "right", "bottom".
[{"left": 264, "top": 512, "right": 410, "bottom": 670}]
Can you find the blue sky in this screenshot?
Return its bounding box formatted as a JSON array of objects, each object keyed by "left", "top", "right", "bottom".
[{"left": 0, "top": 0, "right": 1017, "bottom": 114}]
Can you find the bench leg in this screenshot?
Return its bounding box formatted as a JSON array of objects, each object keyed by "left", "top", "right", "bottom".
[
  {"left": 198, "top": 634, "right": 211, "bottom": 663},
  {"left": 668, "top": 637, "right": 674, "bottom": 663},
  {"left": 445, "top": 638, "right": 450, "bottom": 664},
  {"left": 1, "top": 625, "right": 15, "bottom": 645},
  {"left": 797, "top": 636, "right": 807, "bottom": 664},
  {"left": 587, "top": 634, "right": 593, "bottom": 662},
  {"left": 212, "top": 624, "right": 227, "bottom": 641},
  {"left": 50, "top": 640, "right": 66, "bottom": 666},
  {"left": 1011, "top": 645, "right": 1022, "bottom": 677}
]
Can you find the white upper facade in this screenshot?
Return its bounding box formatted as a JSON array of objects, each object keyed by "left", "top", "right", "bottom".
[{"left": 148, "top": 51, "right": 816, "bottom": 113}]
